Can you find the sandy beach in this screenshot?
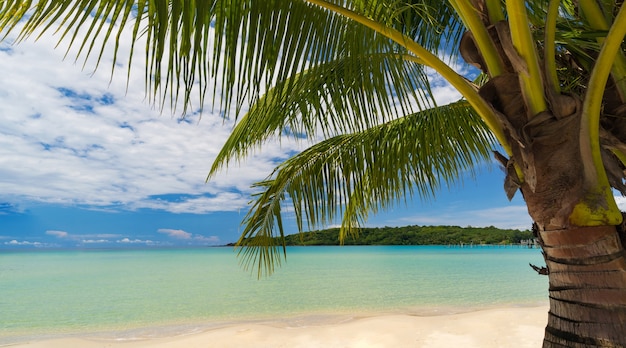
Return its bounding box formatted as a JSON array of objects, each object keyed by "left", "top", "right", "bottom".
[{"left": 9, "top": 305, "right": 549, "bottom": 348}]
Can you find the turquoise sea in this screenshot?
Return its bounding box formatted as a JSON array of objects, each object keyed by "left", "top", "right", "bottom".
[{"left": 0, "top": 246, "right": 548, "bottom": 345}]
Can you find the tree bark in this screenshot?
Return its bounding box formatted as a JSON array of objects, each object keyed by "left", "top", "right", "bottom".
[
  {"left": 539, "top": 226, "right": 626, "bottom": 347},
  {"left": 457, "top": 11, "right": 626, "bottom": 347}
]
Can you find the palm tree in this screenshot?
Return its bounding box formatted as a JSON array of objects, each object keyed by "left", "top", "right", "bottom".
[{"left": 2, "top": 1, "right": 626, "bottom": 346}]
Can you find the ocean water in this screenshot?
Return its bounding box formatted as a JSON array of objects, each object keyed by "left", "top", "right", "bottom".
[{"left": 0, "top": 246, "right": 547, "bottom": 344}]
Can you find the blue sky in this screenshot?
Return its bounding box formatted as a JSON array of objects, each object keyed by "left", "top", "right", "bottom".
[{"left": 0, "top": 22, "right": 572, "bottom": 249}]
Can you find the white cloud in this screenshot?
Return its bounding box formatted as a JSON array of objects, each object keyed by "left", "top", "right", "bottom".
[
  {"left": 6, "top": 240, "right": 29, "bottom": 245},
  {"left": 157, "top": 228, "right": 221, "bottom": 245},
  {"left": 117, "top": 238, "right": 157, "bottom": 245},
  {"left": 158, "top": 228, "right": 192, "bottom": 239},
  {"left": 46, "top": 230, "right": 69, "bottom": 238},
  {"left": 615, "top": 196, "right": 626, "bottom": 211},
  {"left": 132, "top": 193, "right": 251, "bottom": 214},
  {"left": 193, "top": 235, "right": 221, "bottom": 244},
  {"left": 430, "top": 84, "right": 463, "bottom": 106},
  {"left": 81, "top": 239, "right": 111, "bottom": 244},
  {"left": 0, "top": 22, "right": 303, "bottom": 215},
  {"left": 45, "top": 231, "right": 122, "bottom": 242},
  {"left": 4, "top": 240, "right": 48, "bottom": 247}
]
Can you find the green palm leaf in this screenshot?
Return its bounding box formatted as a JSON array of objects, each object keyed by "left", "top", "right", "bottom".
[
  {"left": 1, "top": 1, "right": 464, "bottom": 116},
  {"left": 237, "top": 100, "right": 495, "bottom": 276},
  {"left": 209, "top": 53, "right": 435, "bottom": 176}
]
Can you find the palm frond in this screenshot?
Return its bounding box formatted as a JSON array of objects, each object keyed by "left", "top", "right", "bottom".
[
  {"left": 209, "top": 52, "right": 433, "bottom": 177},
  {"left": 236, "top": 180, "right": 288, "bottom": 278},
  {"left": 383, "top": 0, "right": 464, "bottom": 61},
  {"left": 0, "top": 0, "right": 464, "bottom": 116},
  {"left": 237, "top": 100, "right": 496, "bottom": 275}
]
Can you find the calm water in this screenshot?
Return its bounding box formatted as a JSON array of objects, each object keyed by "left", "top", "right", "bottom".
[{"left": 0, "top": 246, "right": 547, "bottom": 344}]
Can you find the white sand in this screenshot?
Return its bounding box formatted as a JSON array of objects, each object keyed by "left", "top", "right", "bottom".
[{"left": 8, "top": 306, "right": 549, "bottom": 348}]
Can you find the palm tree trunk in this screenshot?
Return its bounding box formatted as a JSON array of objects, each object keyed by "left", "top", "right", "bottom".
[{"left": 539, "top": 225, "right": 626, "bottom": 347}]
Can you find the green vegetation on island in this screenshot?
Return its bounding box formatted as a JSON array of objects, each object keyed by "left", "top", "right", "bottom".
[{"left": 282, "top": 225, "right": 534, "bottom": 246}]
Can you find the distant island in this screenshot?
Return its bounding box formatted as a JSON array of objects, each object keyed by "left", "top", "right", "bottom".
[{"left": 270, "top": 225, "right": 536, "bottom": 246}]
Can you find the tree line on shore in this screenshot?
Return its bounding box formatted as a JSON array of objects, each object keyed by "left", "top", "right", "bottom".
[{"left": 281, "top": 225, "right": 534, "bottom": 246}]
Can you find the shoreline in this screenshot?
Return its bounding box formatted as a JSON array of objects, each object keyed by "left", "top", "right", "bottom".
[{"left": 4, "top": 304, "right": 549, "bottom": 348}]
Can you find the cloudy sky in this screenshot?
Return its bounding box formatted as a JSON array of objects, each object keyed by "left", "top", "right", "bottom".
[{"left": 0, "top": 19, "right": 548, "bottom": 249}]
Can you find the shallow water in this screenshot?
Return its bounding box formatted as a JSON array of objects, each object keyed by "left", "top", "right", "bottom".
[{"left": 0, "top": 245, "right": 547, "bottom": 344}]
